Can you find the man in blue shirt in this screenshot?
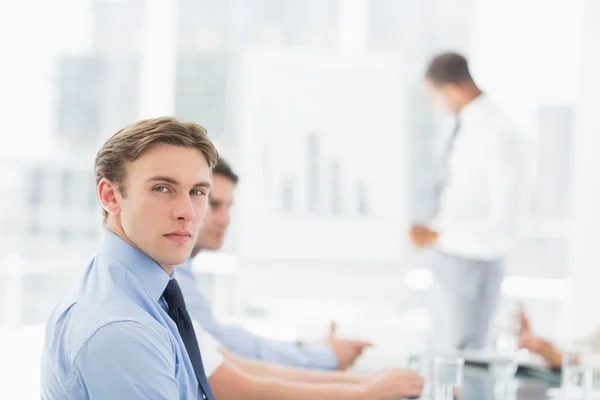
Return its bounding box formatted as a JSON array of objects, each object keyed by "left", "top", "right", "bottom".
[
  {"left": 42, "top": 117, "right": 220, "bottom": 399},
  {"left": 178, "top": 158, "right": 373, "bottom": 370},
  {"left": 41, "top": 119, "right": 424, "bottom": 399}
]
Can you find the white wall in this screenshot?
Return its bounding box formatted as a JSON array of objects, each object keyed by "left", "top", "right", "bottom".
[{"left": 566, "top": 0, "right": 600, "bottom": 340}]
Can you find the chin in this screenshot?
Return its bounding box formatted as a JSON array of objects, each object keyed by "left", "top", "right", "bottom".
[
  {"left": 167, "top": 248, "right": 193, "bottom": 265},
  {"left": 206, "top": 242, "right": 223, "bottom": 251},
  {"left": 166, "top": 255, "right": 189, "bottom": 267}
]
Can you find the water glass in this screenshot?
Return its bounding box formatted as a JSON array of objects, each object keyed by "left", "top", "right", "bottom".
[
  {"left": 432, "top": 356, "right": 464, "bottom": 400},
  {"left": 409, "top": 352, "right": 432, "bottom": 399},
  {"left": 561, "top": 345, "right": 593, "bottom": 399},
  {"left": 489, "top": 329, "right": 520, "bottom": 382}
]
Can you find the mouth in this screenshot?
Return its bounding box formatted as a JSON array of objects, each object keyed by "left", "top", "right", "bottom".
[{"left": 164, "top": 230, "right": 192, "bottom": 244}]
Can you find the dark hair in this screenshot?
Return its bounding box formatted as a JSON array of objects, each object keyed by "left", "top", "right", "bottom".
[
  {"left": 213, "top": 157, "right": 239, "bottom": 184},
  {"left": 425, "top": 52, "right": 475, "bottom": 86},
  {"left": 95, "top": 117, "right": 219, "bottom": 221}
]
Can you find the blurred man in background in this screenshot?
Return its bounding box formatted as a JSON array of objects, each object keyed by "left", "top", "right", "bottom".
[
  {"left": 178, "top": 158, "right": 372, "bottom": 371},
  {"left": 410, "top": 52, "right": 534, "bottom": 351}
]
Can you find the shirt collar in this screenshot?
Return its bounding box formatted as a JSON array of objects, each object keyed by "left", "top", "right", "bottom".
[
  {"left": 99, "top": 229, "right": 171, "bottom": 303},
  {"left": 458, "top": 92, "right": 488, "bottom": 122}
]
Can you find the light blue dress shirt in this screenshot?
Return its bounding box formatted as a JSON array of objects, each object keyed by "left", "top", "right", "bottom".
[
  {"left": 41, "top": 231, "right": 205, "bottom": 399},
  {"left": 177, "top": 260, "right": 338, "bottom": 370}
]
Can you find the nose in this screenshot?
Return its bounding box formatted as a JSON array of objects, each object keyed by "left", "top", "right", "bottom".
[{"left": 172, "top": 193, "right": 196, "bottom": 221}]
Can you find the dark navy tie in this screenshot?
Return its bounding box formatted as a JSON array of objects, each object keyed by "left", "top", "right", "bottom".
[{"left": 163, "top": 279, "right": 214, "bottom": 400}]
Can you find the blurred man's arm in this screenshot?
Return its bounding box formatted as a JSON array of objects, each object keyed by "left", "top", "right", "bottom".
[
  {"left": 179, "top": 263, "right": 368, "bottom": 369},
  {"left": 519, "top": 309, "right": 562, "bottom": 369},
  {"left": 220, "top": 348, "right": 362, "bottom": 384},
  {"left": 520, "top": 334, "right": 563, "bottom": 369},
  {"left": 208, "top": 360, "right": 424, "bottom": 400}
]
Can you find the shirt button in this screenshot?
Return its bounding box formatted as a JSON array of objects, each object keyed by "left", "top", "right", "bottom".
[{"left": 202, "top": 394, "right": 206, "bottom": 399}]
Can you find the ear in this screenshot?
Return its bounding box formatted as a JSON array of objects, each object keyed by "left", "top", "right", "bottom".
[{"left": 97, "top": 178, "right": 122, "bottom": 218}]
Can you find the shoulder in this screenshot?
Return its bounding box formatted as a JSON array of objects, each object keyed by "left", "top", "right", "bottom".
[
  {"left": 64, "top": 321, "right": 179, "bottom": 397},
  {"left": 79, "top": 320, "right": 173, "bottom": 358},
  {"left": 467, "top": 100, "right": 521, "bottom": 147},
  {"left": 479, "top": 98, "right": 521, "bottom": 138},
  {"left": 71, "top": 320, "right": 175, "bottom": 377},
  {"left": 48, "top": 272, "right": 173, "bottom": 365}
]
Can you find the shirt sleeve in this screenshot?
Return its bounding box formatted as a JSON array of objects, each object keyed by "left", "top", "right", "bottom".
[
  {"left": 68, "top": 321, "right": 178, "bottom": 399},
  {"left": 177, "top": 263, "right": 338, "bottom": 370}
]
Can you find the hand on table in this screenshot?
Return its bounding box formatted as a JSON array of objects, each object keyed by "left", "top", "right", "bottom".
[
  {"left": 327, "top": 322, "right": 373, "bottom": 370},
  {"left": 363, "top": 368, "right": 424, "bottom": 400}
]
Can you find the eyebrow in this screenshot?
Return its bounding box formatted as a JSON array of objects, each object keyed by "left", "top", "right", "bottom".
[{"left": 147, "top": 176, "right": 212, "bottom": 189}]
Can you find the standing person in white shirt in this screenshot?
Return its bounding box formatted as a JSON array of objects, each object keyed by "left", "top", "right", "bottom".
[{"left": 409, "top": 52, "right": 533, "bottom": 352}]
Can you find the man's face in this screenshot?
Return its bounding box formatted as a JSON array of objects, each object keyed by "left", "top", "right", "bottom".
[
  {"left": 112, "top": 143, "right": 212, "bottom": 268},
  {"left": 196, "top": 174, "right": 236, "bottom": 250}
]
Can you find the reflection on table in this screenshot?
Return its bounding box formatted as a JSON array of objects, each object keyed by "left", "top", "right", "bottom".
[{"left": 404, "top": 355, "right": 560, "bottom": 400}]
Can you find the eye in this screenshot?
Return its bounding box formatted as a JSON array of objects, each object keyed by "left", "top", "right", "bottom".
[
  {"left": 190, "top": 189, "right": 207, "bottom": 196},
  {"left": 153, "top": 186, "right": 170, "bottom": 193}
]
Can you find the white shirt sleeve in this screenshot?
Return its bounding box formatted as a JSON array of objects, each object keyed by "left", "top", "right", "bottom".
[{"left": 192, "top": 320, "right": 225, "bottom": 377}]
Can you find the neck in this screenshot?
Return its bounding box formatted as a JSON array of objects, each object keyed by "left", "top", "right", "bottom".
[
  {"left": 191, "top": 245, "right": 203, "bottom": 259},
  {"left": 456, "top": 87, "right": 482, "bottom": 114},
  {"left": 106, "top": 219, "right": 174, "bottom": 276},
  {"left": 161, "top": 264, "right": 175, "bottom": 276}
]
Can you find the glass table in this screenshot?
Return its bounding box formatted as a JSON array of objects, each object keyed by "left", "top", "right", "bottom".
[
  {"left": 458, "top": 364, "right": 558, "bottom": 400},
  {"left": 405, "top": 355, "right": 560, "bottom": 400}
]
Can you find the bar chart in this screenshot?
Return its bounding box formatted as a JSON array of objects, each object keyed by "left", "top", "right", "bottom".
[{"left": 237, "top": 51, "right": 410, "bottom": 260}]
